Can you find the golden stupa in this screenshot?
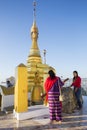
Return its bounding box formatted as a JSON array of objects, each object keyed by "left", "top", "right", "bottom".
[{"left": 27, "top": 1, "right": 55, "bottom": 104}]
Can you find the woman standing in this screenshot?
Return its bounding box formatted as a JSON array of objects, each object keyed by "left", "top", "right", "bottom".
[
  {"left": 70, "top": 71, "right": 82, "bottom": 109},
  {"left": 44, "top": 70, "right": 68, "bottom": 124}
]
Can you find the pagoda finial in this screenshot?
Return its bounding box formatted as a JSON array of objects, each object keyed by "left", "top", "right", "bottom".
[
  {"left": 33, "top": 0, "right": 37, "bottom": 22},
  {"left": 27, "top": 0, "right": 42, "bottom": 64}
]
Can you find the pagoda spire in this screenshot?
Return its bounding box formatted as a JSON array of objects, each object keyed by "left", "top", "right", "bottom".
[
  {"left": 27, "top": 0, "right": 42, "bottom": 63},
  {"left": 33, "top": 0, "right": 36, "bottom": 22}
]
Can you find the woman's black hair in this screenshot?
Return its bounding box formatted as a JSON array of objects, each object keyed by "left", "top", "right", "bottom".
[
  {"left": 48, "top": 70, "right": 56, "bottom": 79},
  {"left": 73, "top": 70, "right": 78, "bottom": 81},
  {"left": 73, "top": 71, "right": 78, "bottom": 76}
]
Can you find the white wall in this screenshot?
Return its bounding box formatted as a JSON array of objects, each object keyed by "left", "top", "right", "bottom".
[
  {"left": 1, "top": 95, "right": 14, "bottom": 111},
  {"left": 1, "top": 92, "right": 31, "bottom": 111}
]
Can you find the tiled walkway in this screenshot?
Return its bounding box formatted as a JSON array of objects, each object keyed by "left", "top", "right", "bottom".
[{"left": 0, "top": 96, "right": 87, "bottom": 130}]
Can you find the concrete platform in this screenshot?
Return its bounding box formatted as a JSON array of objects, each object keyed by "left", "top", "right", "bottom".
[{"left": 0, "top": 96, "right": 87, "bottom": 130}]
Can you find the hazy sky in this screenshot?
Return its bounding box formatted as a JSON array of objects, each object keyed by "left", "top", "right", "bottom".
[{"left": 0, "top": 0, "right": 87, "bottom": 83}]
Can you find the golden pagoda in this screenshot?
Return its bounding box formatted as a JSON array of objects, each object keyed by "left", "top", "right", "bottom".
[{"left": 27, "top": 1, "right": 55, "bottom": 104}]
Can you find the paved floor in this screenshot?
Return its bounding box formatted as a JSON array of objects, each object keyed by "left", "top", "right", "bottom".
[{"left": 0, "top": 96, "right": 87, "bottom": 130}]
